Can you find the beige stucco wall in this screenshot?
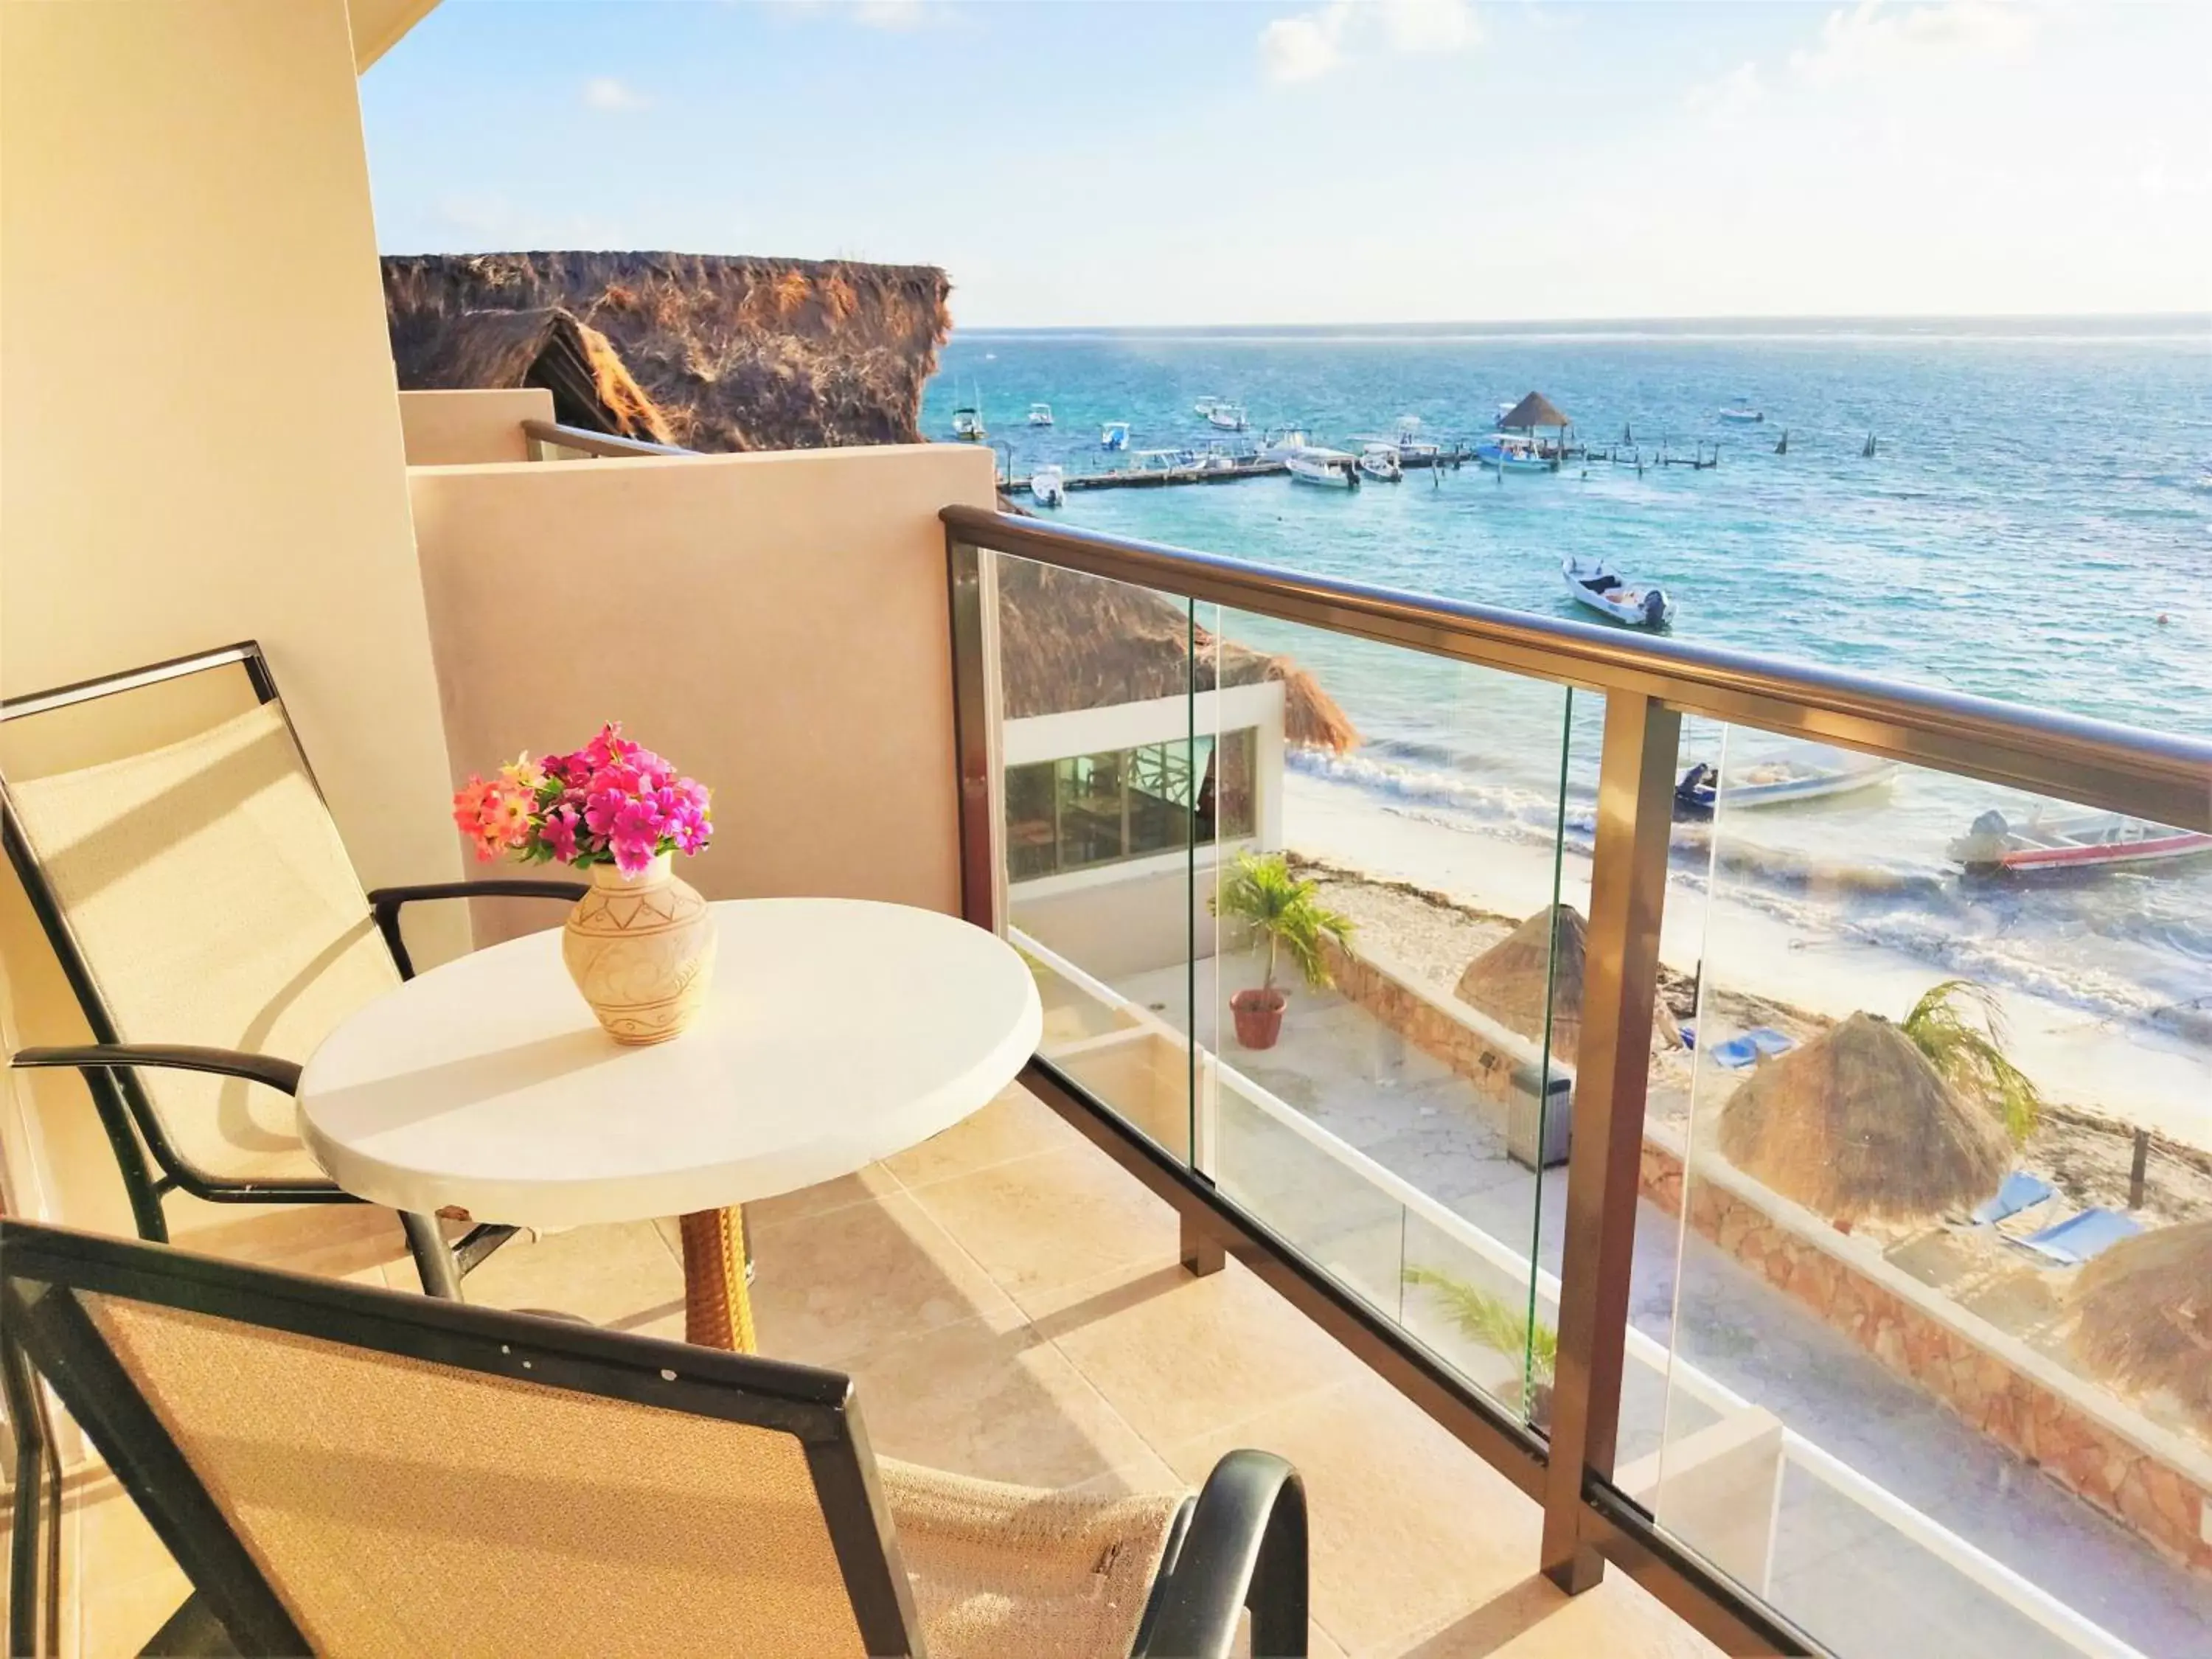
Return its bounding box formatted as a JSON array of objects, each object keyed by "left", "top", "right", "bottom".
[
  {"left": 408, "top": 444, "right": 996, "bottom": 935},
  {"left": 399, "top": 388, "right": 554, "bottom": 466},
  {"left": 0, "top": 0, "right": 467, "bottom": 1236}
]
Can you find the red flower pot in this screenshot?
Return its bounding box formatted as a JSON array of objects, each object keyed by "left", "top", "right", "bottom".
[{"left": 1230, "top": 987, "right": 1287, "bottom": 1050}]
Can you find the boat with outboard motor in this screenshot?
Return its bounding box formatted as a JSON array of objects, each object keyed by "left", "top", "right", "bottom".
[
  {"left": 1100, "top": 420, "right": 1131, "bottom": 451},
  {"left": 1948, "top": 810, "right": 2212, "bottom": 876},
  {"left": 1030, "top": 464, "right": 1065, "bottom": 507},
  {"left": 1287, "top": 447, "right": 1360, "bottom": 488},
  {"left": 1719, "top": 402, "right": 1765, "bottom": 424},
  {"left": 1026, "top": 403, "right": 1054, "bottom": 427},
  {"left": 1357, "top": 442, "right": 1403, "bottom": 482},
  {"left": 1674, "top": 758, "right": 1898, "bottom": 819},
  {"left": 1207, "top": 401, "right": 1250, "bottom": 432},
  {"left": 1562, "top": 555, "right": 1672, "bottom": 627},
  {"left": 1475, "top": 434, "right": 1557, "bottom": 474}
]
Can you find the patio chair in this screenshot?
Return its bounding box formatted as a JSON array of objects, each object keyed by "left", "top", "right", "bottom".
[
  {"left": 0, "top": 642, "right": 585, "bottom": 1297},
  {"left": 0, "top": 1219, "right": 1310, "bottom": 1658}
]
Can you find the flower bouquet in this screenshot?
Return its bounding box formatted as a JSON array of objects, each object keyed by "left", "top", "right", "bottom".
[{"left": 453, "top": 725, "right": 717, "bottom": 1046}]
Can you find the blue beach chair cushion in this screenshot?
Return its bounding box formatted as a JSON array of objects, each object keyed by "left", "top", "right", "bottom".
[
  {"left": 1708, "top": 1028, "right": 1795, "bottom": 1070},
  {"left": 2013, "top": 1207, "right": 2141, "bottom": 1267},
  {"left": 1971, "top": 1170, "right": 2054, "bottom": 1226}
]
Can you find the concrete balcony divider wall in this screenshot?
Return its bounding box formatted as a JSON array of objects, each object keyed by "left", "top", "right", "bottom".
[
  {"left": 406, "top": 443, "right": 998, "bottom": 939},
  {"left": 397, "top": 388, "right": 554, "bottom": 466}
]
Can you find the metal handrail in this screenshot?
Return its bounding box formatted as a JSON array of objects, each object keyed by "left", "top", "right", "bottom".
[
  {"left": 520, "top": 419, "right": 694, "bottom": 461},
  {"left": 942, "top": 505, "right": 2212, "bottom": 830}
]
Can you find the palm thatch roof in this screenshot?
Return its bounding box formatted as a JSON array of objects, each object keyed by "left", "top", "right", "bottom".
[
  {"left": 2070, "top": 1221, "right": 2212, "bottom": 1428},
  {"left": 995, "top": 560, "right": 1357, "bottom": 751},
  {"left": 400, "top": 307, "right": 673, "bottom": 442},
  {"left": 1500, "top": 392, "right": 1571, "bottom": 432},
  {"left": 1718, "top": 1012, "right": 2010, "bottom": 1224},
  {"left": 1454, "top": 905, "right": 1586, "bottom": 1062},
  {"left": 383, "top": 251, "right": 952, "bottom": 450}
]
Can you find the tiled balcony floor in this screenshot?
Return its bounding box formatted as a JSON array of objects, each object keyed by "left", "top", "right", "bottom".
[{"left": 55, "top": 1085, "right": 1717, "bottom": 1658}]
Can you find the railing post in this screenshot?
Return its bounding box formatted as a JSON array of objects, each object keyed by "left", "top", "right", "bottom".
[
  {"left": 945, "top": 534, "right": 1003, "bottom": 933},
  {"left": 1543, "top": 690, "right": 1681, "bottom": 1593}
]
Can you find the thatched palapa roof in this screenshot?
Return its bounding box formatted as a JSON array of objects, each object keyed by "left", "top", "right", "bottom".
[
  {"left": 1500, "top": 392, "right": 1571, "bottom": 432},
  {"left": 995, "top": 560, "right": 1357, "bottom": 751},
  {"left": 383, "top": 251, "right": 953, "bottom": 451},
  {"left": 2070, "top": 1221, "right": 2212, "bottom": 1428},
  {"left": 401, "top": 307, "right": 673, "bottom": 442},
  {"left": 1717, "top": 1012, "right": 2010, "bottom": 1224},
  {"left": 1454, "top": 905, "right": 1586, "bottom": 1062}
]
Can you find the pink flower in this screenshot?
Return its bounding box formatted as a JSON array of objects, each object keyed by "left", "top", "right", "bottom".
[
  {"left": 611, "top": 832, "right": 658, "bottom": 875},
  {"left": 538, "top": 807, "right": 580, "bottom": 863},
  {"left": 451, "top": 776, "right": 493, "bottom": 836}
]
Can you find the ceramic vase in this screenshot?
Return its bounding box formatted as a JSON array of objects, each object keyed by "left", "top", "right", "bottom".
[{"left": 561, "top": 853, "right": 716, "bottom": 1045}]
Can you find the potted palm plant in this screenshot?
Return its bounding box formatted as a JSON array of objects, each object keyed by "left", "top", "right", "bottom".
[{"left": 1210, "top": 852, "right": 1354, "bottom": 1051}]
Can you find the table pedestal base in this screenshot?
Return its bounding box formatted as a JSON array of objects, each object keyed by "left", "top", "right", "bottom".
[{"left": 678, "top": 1206, "right": 756, "bottom": 1352}]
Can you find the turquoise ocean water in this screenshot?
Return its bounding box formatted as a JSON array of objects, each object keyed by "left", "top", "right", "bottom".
[{"left": 923, "top": 319, "right": 2212, "bottom": 1060}]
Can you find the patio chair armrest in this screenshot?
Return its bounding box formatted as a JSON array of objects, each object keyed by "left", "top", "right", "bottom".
[
  {"left": 366, "top": 879, "right": 590, "bottom": 978},
  {"left": 1135, "top": 1450, "right": 1308, "bottom": 1659},
  {"left": 10, "top": 1044, "right": 301, "bottom": 1096}
]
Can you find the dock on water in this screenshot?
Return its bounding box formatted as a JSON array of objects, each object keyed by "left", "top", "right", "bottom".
[{"left": 1003, "top": 445, "right": 1473, "bottom": 495}]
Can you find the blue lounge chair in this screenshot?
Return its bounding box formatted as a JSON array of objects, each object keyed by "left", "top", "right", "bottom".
[
  {"left": 1971, "top": 1171, "right": 2054, "bottom": 1226},
  {"left": 1708, "top": 1027, "right": 1796, "bottom": 1070},
  {"left": 2013, "top": 1207, "right": 2141, "bottom": 1267}
]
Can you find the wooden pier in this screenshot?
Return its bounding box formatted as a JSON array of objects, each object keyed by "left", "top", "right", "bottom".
[{"left": 1004, "top": 446, "right": 1473, "bottom": 495}]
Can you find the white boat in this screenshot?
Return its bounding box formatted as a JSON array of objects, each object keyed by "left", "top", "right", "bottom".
[
  {"left": 1133, "top": 448, "right": 1198, "bottom": 473},
  {"left": 1026, "top": 403, "right": 1054, "bottom": 427},
  {"left": 1357, "top": 442, "right": 1403, "bottom": 482},
  {"left": 1287, "top": 447, "right": 1360, "bottom": 488},
  {"left": 1674, "top": 758, "right": 1898, "bottom": 818},
  {"left": 1193, "top": 396, "right": 1221, "bottom": 417},
  {"left": 1207, "top": 401, "right": 1250, "bottom": 432},
  {"left": 1394, "top": 417, "right": 1441, "bottom": 460},
  {"left": 1948, "top": 810, "right": 2212, "bottom": 876},
  {"left": 1100, "top": 420, "right": 1131, "bottom": 451},
  {"left": 1194, "top": 442, "right": 1241, "bottom": 473},
  {"left": 1255, "top": 425, "right": 1312, "bottom": 462},
  {"left": 1475, "top": 434, "right": 1557, "bottom": 474},
  {"left": 950, "top": 406, "right": 986, "bottom": 442},
  {"left": 1562, "top": 555, "right": 1673, "bottom": 627},
  {"left": 1718, "top": 403, "right": 1764, "bottom": 424},
  {"left": 1029, "top": 464, "right": 1066, "bottom": 507}
]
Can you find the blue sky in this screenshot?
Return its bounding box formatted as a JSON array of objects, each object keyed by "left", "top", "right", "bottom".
[{"left": 362, "top": 2, "right": 2212, "bottom": 326}]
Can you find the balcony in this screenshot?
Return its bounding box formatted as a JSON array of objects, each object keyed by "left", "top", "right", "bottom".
[{"left": 7, "top": 420, "right": 2207, "bottom": 1658}]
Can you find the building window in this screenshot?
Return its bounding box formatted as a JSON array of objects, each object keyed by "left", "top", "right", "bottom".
[{"left": 1005, "top": 728, "right": 1258, "bottom": 882}]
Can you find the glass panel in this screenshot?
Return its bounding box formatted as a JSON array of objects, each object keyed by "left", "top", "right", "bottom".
[
  {"left": 1192, "top": 609, "right": 1587, "bottom": 1427},
  {"left": 1647, "top": 732, "right": 2212, "bottom": 1658},
  {"left": 995, "top": 553, "right": 1200, "bottom": 1164}
]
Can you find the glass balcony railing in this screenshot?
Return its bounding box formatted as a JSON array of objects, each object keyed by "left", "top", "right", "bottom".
[{"left": 945, "top": 507, "right": 2212, "bottom": 1659}]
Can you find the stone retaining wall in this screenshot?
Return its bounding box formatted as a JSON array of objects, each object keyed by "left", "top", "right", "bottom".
[{"left": 1641, "top": 1135, "right": 2212, "bottom": 1574}]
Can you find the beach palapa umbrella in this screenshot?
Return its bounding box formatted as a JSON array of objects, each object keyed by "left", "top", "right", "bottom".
[
  {"left": 1454, "top": 904, "right": 1587, "bottom": 1063},
  {"left": 2070, "top": 1220, "right": 2212, "bottom": 1429},
  {"left": 1717, "top": 1011, "right": 2010, "bottom": 1225},
  {"left": 1498, "top": 391, "right": 1571, "bottom": 434}
]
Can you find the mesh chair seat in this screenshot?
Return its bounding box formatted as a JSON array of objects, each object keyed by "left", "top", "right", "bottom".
[{"left": 6, "top": 700, "right": 400, "bottom": 1185}]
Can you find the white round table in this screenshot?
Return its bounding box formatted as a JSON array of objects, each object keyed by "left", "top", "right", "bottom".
[{"left": 299, "top": 897, "right": 1041, "bottom": 1349}]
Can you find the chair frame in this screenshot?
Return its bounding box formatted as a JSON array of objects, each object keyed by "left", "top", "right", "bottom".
[
  {"left": 0, "top": 1219, "right": 1309, "bottom": 1658},
  {"left": 0, "top": 641, "right": 585, "bottom": 1293}
]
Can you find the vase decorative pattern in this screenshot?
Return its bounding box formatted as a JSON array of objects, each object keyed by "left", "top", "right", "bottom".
[{"left": 561, "top": 853, "right": 716, "bottom": 1045}]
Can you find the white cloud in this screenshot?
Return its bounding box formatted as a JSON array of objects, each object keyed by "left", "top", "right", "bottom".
[
  {"left": 1790, "top": 1, "right": 2040, "bottom": 85},
  {"left": 854, "top": 0, "right": 931, "bottom": 29},
  {"left": 1686, "top": 60, "right": 1767, "bottom": 128},
  {"left": 1260, "top": 0, "right": 1481, "bottom": 86},
  {"left": 582, "top": 76, "right": 650, "bottom": 112}
]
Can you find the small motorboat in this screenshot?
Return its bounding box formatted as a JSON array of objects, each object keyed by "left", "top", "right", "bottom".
[
  {"left": 1948, "top": 810, "right": 2212, "bottom": 876},
  {"left": 1133, "top": 448, "right": 1199, "bottom": 474},
  {"left": 1255, "top": 425, "right": 1312, "bottom": 462},
  {"left": 1674, "top": 758, "right": 1899, "bottom": 819},
  {"left": 1193, "top": 442, "right": 1240, "bottom": 472},
  {"left": 1358, "top": 442, "right": 1403, "bottom": 482},
  {"left": 1029, "top": 464, "right": 1065, "bottom": 507},
  {"left": 1563, "top": 555, "right": 1672, "bottom": 627},
  {"left": 1207, "top": 401, "right": 1250, "bottom": 432},
  {"left": 950, "top": 406, "right": 987, "bottom": 442},
  {"left": 1287, "top": 448, "right": 1360, "bottom": 488},
  {"left": 1026, "top": 403, "right": 1054, "bottom": 428},
  {"left": 1100, "top": 420, "right": 1131, "bottom": 451},
  {"left": 1194, "top": 396, "right": 1221, "bottom": 417},
  {"left": 1718, "top": 403, "right": 1764, "bottom": 424},
  {"left": 1475, "top": 434, "right": 1557, "bottom": 474},
  {"left": 1394, "top": 417, "right": 1441, "bottom": 461}
]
